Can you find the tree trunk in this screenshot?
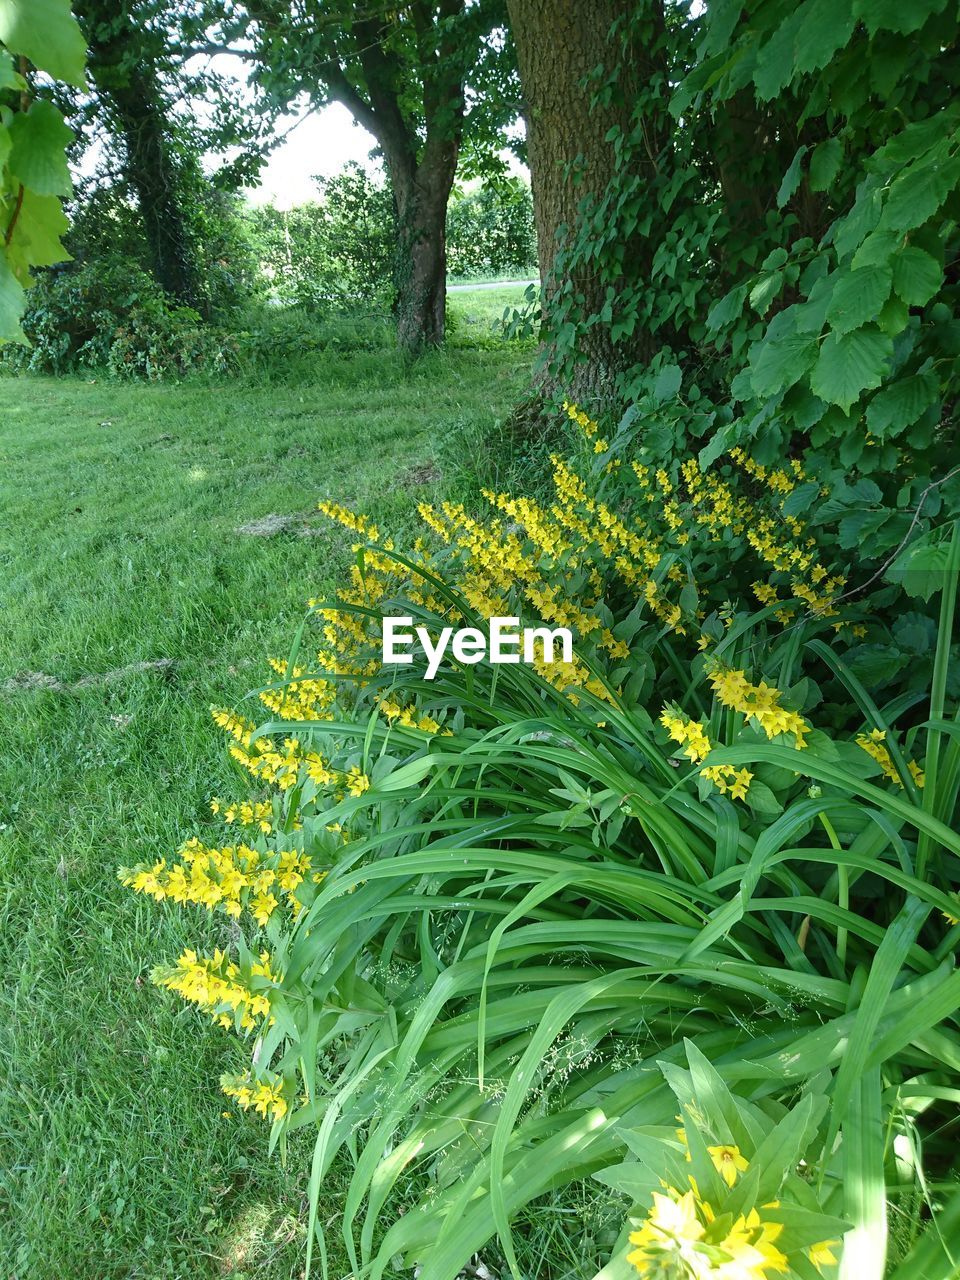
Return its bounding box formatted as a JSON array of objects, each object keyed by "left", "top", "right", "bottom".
[
  {"left": 109, "top": 80, "right": 202, "bottom": 308},
  {"left": 507, "top": 0, "right": 662, "bottom": 405},
  {"left": 390, "top": 148, "right": 457, "bottom": 358}
]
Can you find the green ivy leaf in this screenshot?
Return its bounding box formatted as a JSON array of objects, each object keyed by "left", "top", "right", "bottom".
[
  {"left": 793, "top": 0, "right": 856, "bottom": 73},
  {"left": 825, "top": 265, "right": 892, "bottom": 335},
  {"left": 0, "top": 0, "right": 86, "bottom": 85},
  {"left": 8, "top": 99, "right": 74, "bottom": 196},
  {"left": 891, "top": 246, "right": 943, "bottom": 307},
  {"left": 811, "top": 326, "right": 893, "bottom": 410},
  {"left": 809, "top": 137, "right": 843, "bottom": 192}
]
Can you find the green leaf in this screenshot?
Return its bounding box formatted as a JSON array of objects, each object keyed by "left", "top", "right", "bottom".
[
  {"left": 838, "top": 1068, "right": 886, "bottom": 1280},
  {"left": 876, "top": 295, "right": 910, "bottom": 335},
  {"left": 777, "top": 146, "right": 807, "bottom": 208},
  {"left": 885, "top": 524, "right": 960, "bottom": 600},
  {"left": 0, "top": 47, "right": 24, "bottom": 89},
  {"left": 706, "top": 284, "right": 746, "bottom": 332},
  {"left": 748, "top": 269, "right": 784, "bottom": 315},
  {"left": 811, "top": 326, "right": 893, "bottom": 411},
  {"left": 753, "top": 10, "right": 805, "bottom": 100},
  {"left": 881, "top": 154, "right": 960, "bottom": 233},
  {"left": 0, "top": 249, "right": 26, "bottom": 341},
  {"left": 853, "top": 0, "right": 948, "bottom": 36},
  {"left": 749, "top": 333, "right": 817, "bottom": 397},
  {"left": 825, "top": 265, "right": 892, "bottom": 335},
  {"left": 5, "top": 189, "right": 69, "bottom": 273},
  {"left": 892, "top": 612, "right": 937, "bottom": 655},
  {"left": 793, "top": 0, "right": 856, "bottom": 74},
  {"left": 8, "top": 100, "right": 74, "bottom": 196},
  {"left": 891, "top": 246, "right": 943, "bottom": 306},
  {"left": 653, "top": 362, "right": 682, "bottom": 403},
  {"left": 809, "top": 137, "right": 843, "bottom": 192},
  {"left": 865, "top": 374, "right": 938, "bottom": 438},
  {"left": 851, "top": 229, "right": 900, "bottom": 270},
  {"left": 0, "top": 0, "right": 86, "bottom": 85}
]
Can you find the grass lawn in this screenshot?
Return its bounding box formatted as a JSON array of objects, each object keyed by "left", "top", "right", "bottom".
[{"left": 0, "top": 291, "right": 532, "bottom": 1278}]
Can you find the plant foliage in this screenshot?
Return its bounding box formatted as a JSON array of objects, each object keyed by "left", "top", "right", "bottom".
[{"left": 0, "top": 0, "right": 85, "bottom": 341}]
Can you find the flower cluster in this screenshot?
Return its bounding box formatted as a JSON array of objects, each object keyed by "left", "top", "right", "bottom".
[
  {"left": 627, "top": 1187, "right": 789, "bottom": 1279},
  {"left": 210, "top": 797, "right": 274, "bottom": 833},
  {"left": 627, "top": 1144, "right": 838, "bottom": 1280},
  {"left": 707, "top": 666, "right": 810, "bottom": 747},
  {"left": 152, "top": 948, "right": 278, "bottom": 1031},
  {"left": 221, "top": 1070, "right": 288, "bottom": 1121},
  {"left": 121, "top": 838, "right": 319, "bottom": 924},
  {"left": 855, "top": 728, "right": 924, "bottom": 789},
  {"left": 660, "top": 707, "right": 753, "bottom": 801}
]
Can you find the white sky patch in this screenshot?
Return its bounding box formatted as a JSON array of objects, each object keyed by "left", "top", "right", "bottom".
[{"left": 247, "top": 102, "right": 380, "bottom": 208}]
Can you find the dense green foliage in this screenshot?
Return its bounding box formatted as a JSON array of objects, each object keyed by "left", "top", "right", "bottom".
[
  {"left": 245, "top": 167, "right": 397, "bottom": 312},
  {"left": 542, "top": 0, "right": 959, "bottom": 587},
  {"left": 9, "top": 2, "right": 960, "bottom": 1278},
  {"left": 123, "top": 400, "right": 960, "bottom": 1280},
  {"left": 446, "top": 177, "right": 537, "bottom": 279}
]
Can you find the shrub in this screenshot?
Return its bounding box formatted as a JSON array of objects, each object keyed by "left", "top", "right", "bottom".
[
  {"left": 122, "top": 405, "right": 960, "bottom": 1279},
  {"left": 2, "top": 261, "right": 240, "bottom": 379},
  {"left": 244, "top": 166, "right": 397, "bottom": 313},
  {"left": 446, "top": 178, "right": 538, "bottom": 280}
]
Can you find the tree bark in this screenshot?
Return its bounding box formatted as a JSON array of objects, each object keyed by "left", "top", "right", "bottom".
[
  {"left": 507, "top": 0, "right": 662, "bottom": 404},
  {"left": 391, "top": 150, "right": 457, "bottom": 357}
]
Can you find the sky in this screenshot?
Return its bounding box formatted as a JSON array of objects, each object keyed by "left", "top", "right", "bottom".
[{"left": 245, "top": 101, "right": 380, "bottom": 208}]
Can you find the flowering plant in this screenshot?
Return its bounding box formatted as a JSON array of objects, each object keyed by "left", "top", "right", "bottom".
[{"left": 122, "top": 406, "right": 960, "bottom": 1279}]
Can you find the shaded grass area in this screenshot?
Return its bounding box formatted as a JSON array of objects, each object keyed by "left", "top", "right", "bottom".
[{"left": 0, "top": 309, "right": 532, "bottom": 1278}]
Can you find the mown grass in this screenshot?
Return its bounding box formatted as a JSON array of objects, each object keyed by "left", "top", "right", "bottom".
[{"left": 0, "top": 292, "right": 532, "bottom": 1279}]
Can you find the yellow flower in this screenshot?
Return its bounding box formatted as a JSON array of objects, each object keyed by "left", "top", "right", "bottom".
[
  {"left": 855, "top": 728, "right": 924, "bottom": 789},
  {"left": 713, "top": 1208, "right": 788, "bottom": 1278},
  {"left": 627, "top": 1188, "right": 706, "bottom": 1276},
  {"left": 808, "top": 1239, "right": 839, "bottom": 1271},
  {"left": 707, "top": 665, "right": 809, "bottom": 748},
  {"left": 707, "top": 1143, "right": 749, "bottom": 1187}
]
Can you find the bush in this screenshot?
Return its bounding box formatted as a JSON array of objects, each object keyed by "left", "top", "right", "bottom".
[
  {"left": 122, "top": 404, "right": 960, "bottom": 1279},
  {"left": 244, "top": 166, "right": 397, "bottom": 313},
  {"left": 446, "top": 178, "right": 538, "bottom": 280},
  {"left": 2, "top": 261, "right": 240, "bottom": 379}
]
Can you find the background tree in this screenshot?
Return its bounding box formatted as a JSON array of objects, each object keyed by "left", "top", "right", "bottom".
[
  {"left": 204, "top": 0, "right": 514, "bottom": 356},
  {"left": 69, "top": 0, "right": 269, "bottom": 312}
]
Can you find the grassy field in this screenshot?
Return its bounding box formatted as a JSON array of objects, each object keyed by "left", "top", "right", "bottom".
[{"left": 0, "top": 290, "right": 532, "bottom": 1278}]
